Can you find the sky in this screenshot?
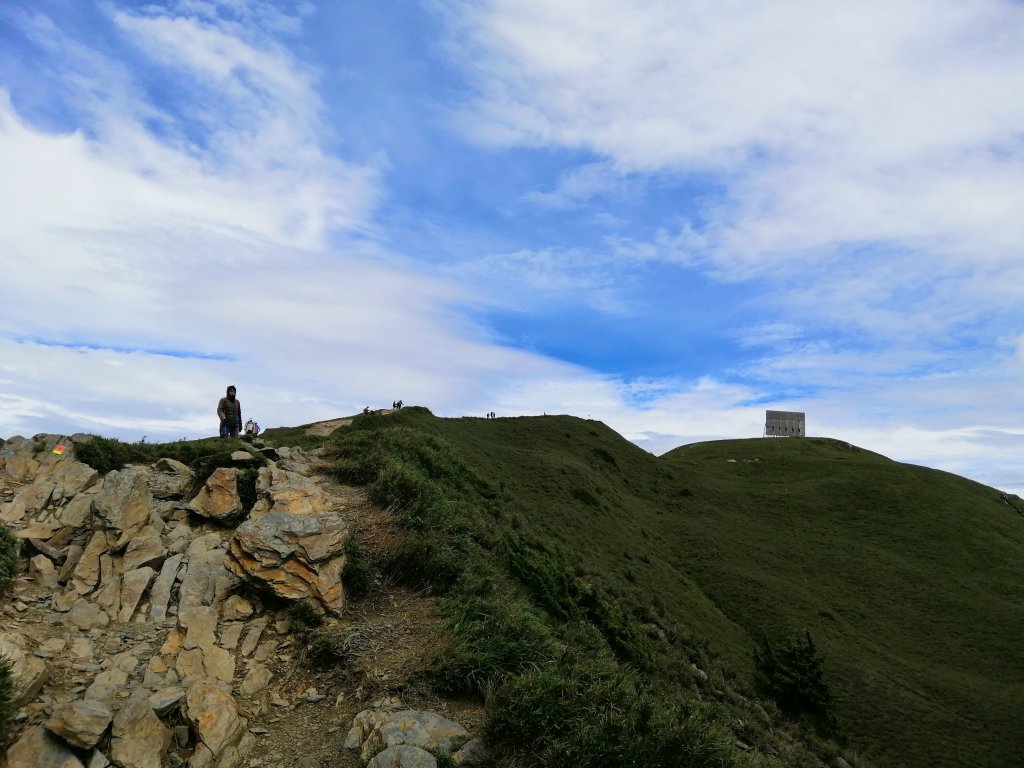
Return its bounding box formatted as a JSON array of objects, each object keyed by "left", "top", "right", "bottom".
[{"left": 1, "top": 0, "right": 1023, "bottom": 495}]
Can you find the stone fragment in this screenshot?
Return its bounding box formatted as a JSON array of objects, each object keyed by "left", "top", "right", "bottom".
[
  {"left": 50, "top": 460, "right": 100, "bottom": 496},
  {"left": 9, "top": 482, "right": 57, "bottom": 517},
  {"left": 188, "top": 467, "right": 244, "bottom": 521},
  {"left": 147, "top": 459, "right": 193, "bottom": 500},
  {"left": 221, "top": 595, "right": 254, "bottom": 621},
  {"left": 72, "top": 531, "right": 109, "bottom": 595},
  {"left": 219, "top": 622, "right": 244, "bottom": 651},
  {"left": 149, "top": 686, "right": 186, "bottom": 716},
  {"left": 239, "top": 618, "right": 269, "bottom": 657},
  {"left": 0, "top": 631, "right": 50, "bottom": 705},
  {"left": 93, "top": 557, "right": 122, "bottom": 621},
  {"left": 239, "top": 664, "right": 272, "bottom": 696},
  {"left": 227, "top": 510, "right": 348, "bottom": 615},
  {"left": 118, "top": 567, "right": 157, "bottom": 622},
  {"left": 149, "top": 553, "right": 184, "bottom": 620},
  {"left": 230, "top": 451, "right": 252, "bottom": 461},
  {"left": 92, "top": 469, "right": 153, "bottom": 550},
  {"left": 180, "top": 605, "right": 218, "bottom": 650},
  {"left": 59, "top": 492, "right": 95, "bottom": 528},
  {"left": 30, "top": 553, "right": 59, "bottom": 588},
  {"left": 366, "top": 745, "right": 438, "bottom": 768},
  {"left": 248, "top": 466, "right": 329, "bottom": 517},
  {"left": 179, "top": 546, "right": 239, "bottom": 611},
  {"left": 110, "top": 696, "right": 172, "bottom": 768},
  {"left": 362, "top": 711, "right": 470, "bottom": 761},
  {"left": 183, "top": 681, "right": 250, "bottom": 766},
  {"left": 122, "top": 525, "right": 166, "bottom": 572},
  {"left": 46, "top": 698, "right": 114, "bottom": 749},
  {"left": 4, "top": 725, "right": 85, "bottom": 768},
  {"left": 344, "top": 709, "right": 392, "bottom": 749},
  {"left": 452, "top": 739, "right": 488, "bottom": 765},
  {"left": 14, "top": 521, "right": 62, "bottom": 539},
  {"left": 64, "top": 598, "right": 110, "bottom": 629}
]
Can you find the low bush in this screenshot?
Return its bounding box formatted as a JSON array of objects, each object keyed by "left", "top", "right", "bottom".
[
  {"left": 287, "top": 600, "right": 324, "bottom": 632},
  {"left": 0, "top": 523, "right": 17, "bottom": 597},
  {"left": 753, "top": 632, "right": 841, "bottom": 740},
  {"left": 76, "top": 435, "right": 250, "bottom": 475},
  {"left": 306, "top": 635, "right": 346, "bottom": 669},
  {"left": 342, "top": 536, "right": 371, "bottom": 600},
  {"left": 486, "top": 654, "right": 734, "bottom": 768},
  {"left": 0, "top": 653, "right": 14, "bottom": 749}
]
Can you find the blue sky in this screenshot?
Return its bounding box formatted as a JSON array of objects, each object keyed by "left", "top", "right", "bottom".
[{"left": 1, "top": 0, "right": 1023, "bottom": 494}]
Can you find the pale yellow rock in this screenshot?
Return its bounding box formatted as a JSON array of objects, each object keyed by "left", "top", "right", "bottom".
[
  {"left": 110, "top": 696, "right": 172, "bottom": 768},
  {"left": 188, "top": 467, "right": 243, "bottom": 521},
  {"left": 183, "top": 681, "right": 249, "bottom": 764},
  {"left": 122, "top": 525, "right": 166, "bottom": 572},
  {"left": 149, "top": 553, "right": 184, "bottom": 621},
  {"left": 92, "top": 468, "right": 153, "bottom": 550},
  {"left": 46, "top": 698, "right": 113, "bottom": 749},
  {"left": 4, "top": 725, "right": 85, "bottom": 768},
  {"left": 30, "top": 553, "right": 59, "bottom": 588},
  {"left": 248, "top": 466, "right": 329, "bottom": 517},
  {"left": 0, "top": 631, "right": 50, "bottom": 706},
  {"left": 118, "top": 567, "right": 156, "bottom": 623},
  {"left": 72, "top": 531, "right": 109, "bottom": 594},
  {"left": 239, "top": 664, "right": 272, "bottom": 696}
]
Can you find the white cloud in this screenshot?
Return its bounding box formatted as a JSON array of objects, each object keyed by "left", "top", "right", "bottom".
[{"left": 444, "top": 0, "right": 1024, "bottom": 294}]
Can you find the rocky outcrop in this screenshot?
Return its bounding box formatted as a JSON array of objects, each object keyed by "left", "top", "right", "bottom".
[
  {"left": 1, "top": 432, "right": 486, "bottom": 768},
  {"left": 227, "top": 509, "right": 348, "bottom": 615}
]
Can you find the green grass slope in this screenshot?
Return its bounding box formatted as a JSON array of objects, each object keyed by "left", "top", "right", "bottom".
[{"left": 346, "top": 409, "right": 1024, "bottom": 768}]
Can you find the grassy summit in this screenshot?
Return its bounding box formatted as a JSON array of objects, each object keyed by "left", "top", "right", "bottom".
[{"left": 310, "top": 407, "right": 1024, "bottom": 768}]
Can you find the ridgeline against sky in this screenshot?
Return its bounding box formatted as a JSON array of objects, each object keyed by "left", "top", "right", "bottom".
[{"left": 1, "top": 1, "right": 1022, "bottom": 494}]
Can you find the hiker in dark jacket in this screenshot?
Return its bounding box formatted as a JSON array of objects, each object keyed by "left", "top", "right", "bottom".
[{"left": 218, "top": 386, "right": 242, "bottom": 438}]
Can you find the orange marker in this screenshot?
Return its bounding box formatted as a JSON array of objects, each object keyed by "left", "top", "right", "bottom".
[{"left": 52, "top": 444, "right": 66, "bottom": 455}]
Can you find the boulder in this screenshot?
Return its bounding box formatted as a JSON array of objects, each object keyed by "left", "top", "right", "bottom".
[
  {"left": 178, "top": 546, "right": 240, "bottom": 610},
  {"left": 119, "top": 567, "right": 157, "bottom": 622},
  {"left": 30, "top": 553, "right": 59, "bottom": 588},
  {"left": 110, "top": 696, "right": 172, "bottom": 768},
  {"left": 227, "top": 510, "right": 348, "bottom": 615},
  {"left": 148, "top": 458, "right": 193, "bottom": 500},
  {"left": 149, "top": 553, "right": 184, "bottom": 620},
  {"left": 46, "top": 698, "right": 114, "bottom": 749},
  {"left": 183, "top": 681, "right": 251, "bottom": 767},
  {"left": 122, "top": 525, "right": 166, "bottom": 572},
  {"left": 188, "top": 468, "right": 243, "bottom": 521},
  {"left": 4, "top": 725, "right": 85, "bottom": 768},
  {"left": 361, "top": 711, "right": 470, "bottom": 762},
  {"left": 0, "top": 631, "right": 50, "bottom": 705},
  {"left": 248, "top": 466, "right": 329, "bottom": 518},
  {"left": 49, "top": 460, "right": 100, "bottom": 496},
  {"left": 367, "top": 745, "right": 438, "bottom": 768},
  {"left": 92, "top": 469, "right": 153, "bottom": 550}
]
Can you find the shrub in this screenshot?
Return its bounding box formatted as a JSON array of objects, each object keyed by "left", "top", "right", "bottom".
[
  {"left": 0, "top": 523, "right": 17, "bottom": 597},
  {"left": 287, "top": 600, "right": 324, "bottom": 631},
  {"left": 753, "top": 632, "right": 841, "bottom": 740},
  {"left": 306, "top": 636, "right": 346, "bottom": 669},
  {"left": 0, "top": 653, "right": 13, "bottom": 748},
  {"left": 342, "top": 536, "right": 371, "bottom": 600},
  {"left": 486, "top": 656, "right": 734, "bottom": 767}
]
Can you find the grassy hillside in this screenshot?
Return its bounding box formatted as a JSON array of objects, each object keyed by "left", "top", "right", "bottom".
[{"left": 335, "top": 408, "right": 1024, "bottom": 768}]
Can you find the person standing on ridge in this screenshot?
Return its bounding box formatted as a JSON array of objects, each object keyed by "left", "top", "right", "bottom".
[{"left": 218, "top": 385, "right": 242, "bottom": 438}]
